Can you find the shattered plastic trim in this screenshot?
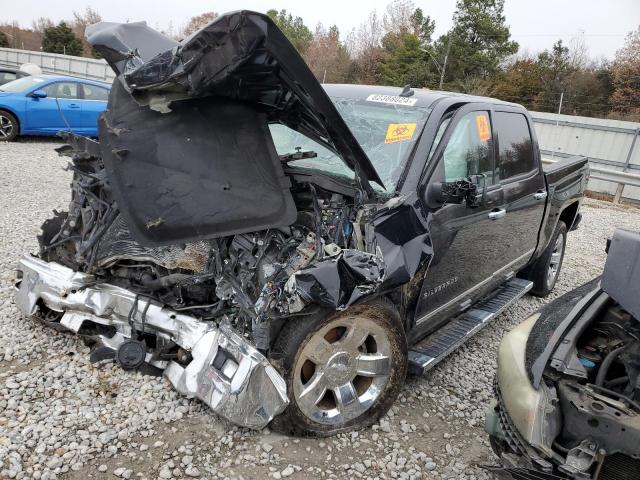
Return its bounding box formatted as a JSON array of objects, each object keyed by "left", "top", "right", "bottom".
[{"left": 15, "top": 255, "right": 288, "bottom": 429}]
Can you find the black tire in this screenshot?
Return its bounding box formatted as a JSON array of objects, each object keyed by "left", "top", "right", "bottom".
[
  {"left": 527, "top": 221, "right": 568, "bottom": 297},
  {"left": 270, "top": 298, "right": 407, "bottom": 436},
  {"left": 0, "top": 110, "right": 19, "bottom": 141}
]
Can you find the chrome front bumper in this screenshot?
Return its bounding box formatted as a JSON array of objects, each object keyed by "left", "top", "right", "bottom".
[{"left": 14, "top": 255, "right": 288, "bottom": 429}]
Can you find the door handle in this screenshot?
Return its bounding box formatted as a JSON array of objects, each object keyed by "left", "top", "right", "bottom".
[
  {"left": 488, "top": 208, "right": 506, "bottom": 220},
  {"left": 69, "top": 103, "right": 80, "bottom": 109},
  {"left": 533, "top": 190, "right": 548, "bottom": 200}
]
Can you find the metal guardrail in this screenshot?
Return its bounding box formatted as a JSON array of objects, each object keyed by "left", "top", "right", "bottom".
[
  {"left": 542, "top": 157, "right": 640, "bottom": 204},
  {"left": 0, "top": 47, "right": 115, "bottom": 82}
]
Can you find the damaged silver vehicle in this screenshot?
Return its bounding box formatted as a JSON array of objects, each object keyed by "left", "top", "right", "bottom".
[
  {"left": 485, "top": 228, "right": 640, "bottom": 480},
  {"left": 15, "top": 11, "right": 587, "bottom": 435}
]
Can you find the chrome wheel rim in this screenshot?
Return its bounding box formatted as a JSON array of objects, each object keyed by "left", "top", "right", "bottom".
[
  {"left": 0, "top": 115, "right": 13, "bottom": 139},
  {"left": 547, "top": 233, "right": 565, "bottom": 287},
  {"left": 293, "top": 315, "right": 392, "bottom": 425}
]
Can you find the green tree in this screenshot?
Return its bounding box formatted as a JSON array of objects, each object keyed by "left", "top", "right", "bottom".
[
  {"left": 267, "top": 9, "right": 312, "bottom": 54},
  {"left": 376, "top": 3, "right": 438, "bottom": 87},
  {"left": 379, "top": 31, "right": 431, "bottom": 86},
  {"left": 439, "top": 0, "right": 518, "bottom": 89},
  {"left": 533, "top": 40, "right": 574, "bottom": 112},
  {"left": 42, "top": 22, "right": 83, "bottom": 56},
  {"left": 0, "top": 31, "right": 8, "bottom": 48},
  {"left": 493, "top": 58, "right": 543, "bottom": 109}
]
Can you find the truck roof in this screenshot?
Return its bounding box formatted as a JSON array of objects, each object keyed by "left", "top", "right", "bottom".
[{"left": 323, "top": 83, "right": 522, "bottom": 110}]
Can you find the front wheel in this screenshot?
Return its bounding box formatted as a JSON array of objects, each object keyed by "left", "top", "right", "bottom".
[
  {"left": 527, "top": 221, "right": 567, "bottom": 297},
  {"left": 271, "top": 299, "right": 407, "bottom": 436},
  {"left": 0, "top": 110, "right": 18, "bottom": 141}
]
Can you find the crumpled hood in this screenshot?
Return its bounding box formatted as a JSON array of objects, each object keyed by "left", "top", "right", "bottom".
[{"left": 85, "top": 11, "right": 383, "bottom": 190}]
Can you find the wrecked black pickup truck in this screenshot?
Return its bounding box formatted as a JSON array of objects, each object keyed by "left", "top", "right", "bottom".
[
  {"left": 14, "top": 11, "right": 589, "bottom": 435},
  {"left": 485, "top": 229, "right": 640, "bottom": 480}
]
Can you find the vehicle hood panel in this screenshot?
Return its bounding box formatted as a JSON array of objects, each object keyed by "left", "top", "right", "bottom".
[
  {"left": 98, "top": 79, "right": 297, "bottom": 245},
  {"left": 86, "top": 13, "right": 384, "bottom": 244}
]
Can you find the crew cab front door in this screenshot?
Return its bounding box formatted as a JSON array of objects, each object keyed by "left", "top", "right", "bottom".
[
  {"left": 412, "top": 104, "right": 546, "bottom": 337},
  {"left": 413, "top": 105, "right": 508, "bottom": 334}
]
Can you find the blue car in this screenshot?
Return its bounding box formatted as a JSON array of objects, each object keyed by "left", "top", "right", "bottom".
[{"left": 0, "top": 74, "right": 111, "bottom": 141}]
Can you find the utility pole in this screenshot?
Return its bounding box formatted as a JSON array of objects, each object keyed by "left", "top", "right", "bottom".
[
  {"left": 439, "top": 36, "right": 452, "bottom": 90},
  {"left": 551, "top": 92, "right": 564, "bottom": 161},
  {"left": 420, "top": 34, "right": 452, "bottom": 91},
  {"left": 557, "top": 91, "right": 564, "bottom": 115}
]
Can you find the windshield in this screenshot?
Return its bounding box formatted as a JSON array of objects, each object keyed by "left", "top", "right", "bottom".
[
  {"left": 270, "top": 97, "right": 432, "bottom": 191},
  {"left": 0, "top": 76, "right": 46, "bottom": 93}
]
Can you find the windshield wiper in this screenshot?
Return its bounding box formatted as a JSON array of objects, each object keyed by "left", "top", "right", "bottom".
[{"left": 279, "top": 147, "right": 317, "bottom": 163}]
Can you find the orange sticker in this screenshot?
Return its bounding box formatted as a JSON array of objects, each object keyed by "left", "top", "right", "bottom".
[
  {"left": 475, "top": 115, "right": 491, "bottom": 142},
  {"left": 385, "top": 123, "right": 417, "bottom": 144}
]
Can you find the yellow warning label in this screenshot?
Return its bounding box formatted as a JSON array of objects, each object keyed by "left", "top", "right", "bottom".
[
  {"left": 475, "top": 114, "right": 491, "bottom": 141},
  {"left": 385, "top": 123, "right": 417, "bottom": 144}
]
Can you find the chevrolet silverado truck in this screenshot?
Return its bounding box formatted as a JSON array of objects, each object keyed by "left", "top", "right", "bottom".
[
  {"left": 14, "top": 11, "right": 588, "bottom": 436},
  {"left": 485, "top": 229, "right": 640, "bottom": 480}
]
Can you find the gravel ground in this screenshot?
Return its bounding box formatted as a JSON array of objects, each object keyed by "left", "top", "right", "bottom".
[{"left": 1, "top": 138, "right": 640, "bottom": 480}]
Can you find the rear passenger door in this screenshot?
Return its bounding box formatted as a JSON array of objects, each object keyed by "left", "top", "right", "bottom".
[
  {"left": 79, "top": 83, "right": 109, "bottom": 135},
  {"left": 492, "top": 108, "right": 546, "bottom": 271}
]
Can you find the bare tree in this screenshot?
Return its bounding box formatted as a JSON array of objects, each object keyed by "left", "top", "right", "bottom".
[
  {"left": 303, "top": 24, "right": 352, "bottom": 83},
  {"left": 382, "top": 0, "right": 417, "bottom": 35},
  {"left": 180, "top": 12, "right": 218, "bottom": 39},
  {"left": 71, "top": 8, "right": 102, "bottom": 56},
  {"left": 0, "top": 21, "right": 42, "bottom": 50},
  {"left": 567, "top": 34, "right": 590, "bottom": 69}
]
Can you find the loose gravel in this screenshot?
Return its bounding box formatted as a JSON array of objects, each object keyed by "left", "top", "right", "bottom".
[{"left": 1, "top": 137, "right": 640, "bottom": 480}]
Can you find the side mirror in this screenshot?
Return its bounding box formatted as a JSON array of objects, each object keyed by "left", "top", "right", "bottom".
[
  {"left": 30, "top": 90, "right": 47, "bottom": 99},
  {"left": 425, "top": 175, "right": 486, "bottom": 209}
]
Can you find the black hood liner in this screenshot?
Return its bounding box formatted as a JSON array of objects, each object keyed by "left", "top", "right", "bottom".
[
  {"left": 99, "top": 79, "right": 297, "bottom": 245},
  {"left": 86, "top": 11, "right": 384, "bottom": 189}
]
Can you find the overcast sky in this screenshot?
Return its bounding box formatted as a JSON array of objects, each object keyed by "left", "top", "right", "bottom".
[{"left": 4, "top": 0, "right": 639, "bottom": 59}]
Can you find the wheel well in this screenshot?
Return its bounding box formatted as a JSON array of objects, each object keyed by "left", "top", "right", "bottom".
[
  {"left": 0, "top": 108, "right": 20, "bottom": 133},
  {"left": 559, "top": 202, "right": 579, "bottom": 230}
]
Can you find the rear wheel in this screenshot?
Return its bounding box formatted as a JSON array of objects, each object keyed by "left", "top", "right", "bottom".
[
  {"left": 271, "top": 299, "right": 407, "bottom": 436},
  {"left": 0, "top": 110, "right": 18, "bottom": 141},
  {"left": 527, "top": 221, "right": 567, "bottom": 297}
]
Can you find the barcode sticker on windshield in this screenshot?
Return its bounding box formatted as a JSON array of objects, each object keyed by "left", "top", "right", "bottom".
[
  {"left": 385, "top": 123, "right": 417, "bottom": 144},
  {"left": 366, "top": 94, "right": 418, "bottom": 106}
]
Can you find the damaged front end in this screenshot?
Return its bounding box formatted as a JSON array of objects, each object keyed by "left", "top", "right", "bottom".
[
  {"left": 16, "top": 255, "right": 287, "bottom": 428},
  {"left": 15, "top": 11, "right": 434, "bottom": 430},
  {"left": 485, "top": 230, "right": 640, "bottom": 479}
]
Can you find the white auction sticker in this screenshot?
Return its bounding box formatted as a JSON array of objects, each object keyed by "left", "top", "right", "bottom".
[{"left": 366, "top": 94, "right": 418, "bottom": 106}]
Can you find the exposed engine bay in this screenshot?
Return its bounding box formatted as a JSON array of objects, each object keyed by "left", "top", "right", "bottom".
[
  {"left": 551, "top": 302, "right": 640, "bottom": 477},
  {"left": 14, "top": 136, "right": 390, "bottom": 429},
  {"left": 39, "top": 137, "right": 385, "bottom": 353},
  {"left": 488, "top": 229, "right": 640, "bottom": 479}
]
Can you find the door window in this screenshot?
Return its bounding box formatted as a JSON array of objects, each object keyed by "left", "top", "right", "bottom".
[
  {"left": 494, "top": 112, "right": 535, "bottom": 181},
  {"left": 0, "top": 72, "right": 17, "bottom": 83},
  {"left": 82, "top": 84, "right": 109, "bottom": 101},
  {"left": 43, "top": 82, "right": 80, "bottom": 99},
  {"left": 441, "top": 111, "right": 493, "bottom": 183}
]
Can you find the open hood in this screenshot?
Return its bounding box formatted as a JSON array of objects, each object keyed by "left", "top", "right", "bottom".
[{"left": 84, "top": 11, "right": 384, "bottom": 246}]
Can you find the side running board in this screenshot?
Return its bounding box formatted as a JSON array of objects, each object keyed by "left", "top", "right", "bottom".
[{"left": 408, "top": 278, "right": 533, "bottom": 376}]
